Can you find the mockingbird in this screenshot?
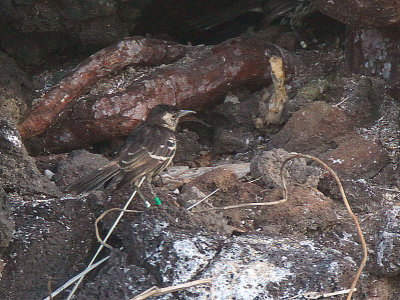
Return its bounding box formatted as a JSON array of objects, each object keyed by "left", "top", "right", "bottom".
[{"left": 65, "top": 104, "right": 195, "bottom": 205}]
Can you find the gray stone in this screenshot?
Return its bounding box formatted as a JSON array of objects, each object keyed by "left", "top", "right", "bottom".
[
  {"left": 250, "top": 148, "right": 323, "bottom": 189},
  {"left": 375, "top": 205, "right": 400, "bottom": 275},
  {"left": 0, "top": 186, "right": 14, "bottom": 249}
]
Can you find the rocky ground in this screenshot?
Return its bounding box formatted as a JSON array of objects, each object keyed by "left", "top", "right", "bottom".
[{"left": 1, "top": 1, "right": 400, "bottom": 300}]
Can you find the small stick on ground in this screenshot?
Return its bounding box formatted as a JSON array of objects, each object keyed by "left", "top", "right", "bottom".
[
  {"left": 290, "top": 288, "right": 357, "bottom": 299},
  {"left": 131, "top": 278, "right": 213, "bottom": 300},
  {"left": 192, "top": 198, "right": 287, "bottom": 213},
  {"left": 47, "top": 276, "right": 53, "bottom": 300},
  {"left": 186, "top": 188, "right": 220, "bottom": 211},
  {"left": 95, "top": 207, "right": 142, "bottom": 249}
]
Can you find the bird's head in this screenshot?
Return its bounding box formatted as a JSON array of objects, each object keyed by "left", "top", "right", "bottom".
[{"left": 145, "top": 105, "right": 195, "bottom": 131}]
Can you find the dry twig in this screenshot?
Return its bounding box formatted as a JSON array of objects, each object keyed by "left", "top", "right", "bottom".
[
  {"left": 186, "top": 188, "right": 220, "bottom": 211},
  {"left": 95, "top": 207, "right": 143, "bottom": 249},
  {"left": 131, "top": 278, "right": 213, "bottom": 300},
  {"left": 47, "top": 276, "right": 53, "bottom": 300},
  {"left": 193, "top": 198, "right": 287, "bottom": 213},
  {"left": 289, "top": 288, "right": 357, "bottom": 299},
  {"left": 191, "top": 164, "right": 289, "bottom": 213}
]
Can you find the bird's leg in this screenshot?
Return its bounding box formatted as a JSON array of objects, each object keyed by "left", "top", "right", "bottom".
[
  {"left": 146, "top": 177, "right": 162, "bottom": 205},
  {"left": 135, "top": 185, "right": 151, "bottom": 208},
  {"left": 154, "top": 174, "right": 164, "bottom": 188}
]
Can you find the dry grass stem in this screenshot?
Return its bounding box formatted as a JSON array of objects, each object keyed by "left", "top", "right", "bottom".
[
  {"left": 186, "top": 188, "right": 220, "bottom": 211},
  {"left": 95, "top": 208, "right": 143, "bottom": 249},
  {"left": 193, "top": 198, "right": 287, "bottom": 213},
  {"left": 290, "top": 288, "right": 357, "bottom": 299},
  {"left": 371, "top": 185, "right": 400, "bottom": 193},
  {"left": 47, "top": 276, "right": 53, "bottom": 300},
  {"left": 192, "top": 166, "right": 289, "bottom": 213},
  {"left": 334, "top": 95, "right": 349, "bottom": 107},
  {"left": 131, "top": 278, "right": 213, "bottom": 300},
  {"left": 244, "top": 176, "right": 262, "bottom": 184}
]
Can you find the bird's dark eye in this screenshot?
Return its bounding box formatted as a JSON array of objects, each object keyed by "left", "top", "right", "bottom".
[{"left": 172, "top": 113, "right": 178, "bottom": 119}]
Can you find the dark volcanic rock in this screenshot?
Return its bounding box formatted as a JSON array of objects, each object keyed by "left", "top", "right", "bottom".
[
  {"left": 312, "top": 0, "right": 400, "bottom": 27},
  {"left": 0, "top": 118, "right": 58, "bottom": 195},
  {"left": 53, "top": 149, "right": 110, "bottom": 189},
  {"left": 0, "top": 0, "right": 135, "bottom": 67},
  {"left": 213, "top": 127, "right": 256, "bottom": 155},
  {"left": 375, "top": 205, "right": 400, "bottom": 276},
  {"left": 210, "top": 100, "right": 259, "bottom": 155},
  {"left": 174, "top": 129, "right": 203, "bottom": 164},
  {"left": 197, "top": 234, "right": 358, "bottom": 299},
  {"left": 0, "top": 51, "right": 33, "bottom": 123},
  {"left": 76, "top": 249, "right": 158, "bottom": 300},
  {"left": 0, "top": 194, "right": 99, "bottom": 300},
  {"left": 77, "top": 210, "right": 361, "bottom": 299},
  {"left": 346, "top": 26, "right": 400, "bottom": 84},
  {"left": 0, "top": 187, "right": 14, "bottom": 249}
]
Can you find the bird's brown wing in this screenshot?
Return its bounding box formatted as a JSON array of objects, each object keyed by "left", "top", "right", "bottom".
[
  {"left": 65, "top": 124, "right": 176, "bottom": 194},
  {"left": 114, "top": 124, "right": 177, "bottom": 187},
  {"left": 262, "top": 0, "right": 299, "bottom": 24}
]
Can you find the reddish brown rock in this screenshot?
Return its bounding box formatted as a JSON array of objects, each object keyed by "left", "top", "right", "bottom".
[
  {"left": 183, "top": 167, "right": 239, "bottom": 193},
  {"left": 312, "top": 0, "right": 400, "bottom": 27},
  {"left": 253, "top": 185, "right": 337, "bottom": 235},
  {"left": 18, "top": 37, "right": 188, "bottom": 139},
  {"left": 26, "top": 37, "right": 304, "bottom": 153},
  {"left": 267, "top": 101, "right": 354, "bottom": 155},
  {"left": 364, "top": 277, "right": 392, "bottom": 299},
  {"left": 322, "top": 133, "right": 389, "bottom": 179}
]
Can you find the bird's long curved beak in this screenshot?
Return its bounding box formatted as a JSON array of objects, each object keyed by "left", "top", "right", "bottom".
[{"left": 178, "top": 109, "right": 196, "bottom": 117}]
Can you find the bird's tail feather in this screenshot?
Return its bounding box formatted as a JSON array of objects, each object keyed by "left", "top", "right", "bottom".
[{"left": 64, "top": 163, "right": 120, "bottom": 194}]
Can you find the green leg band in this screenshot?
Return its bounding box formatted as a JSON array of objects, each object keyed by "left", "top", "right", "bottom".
[{"left": 154, "top": 196, "right": 162, "bottom": 206}]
